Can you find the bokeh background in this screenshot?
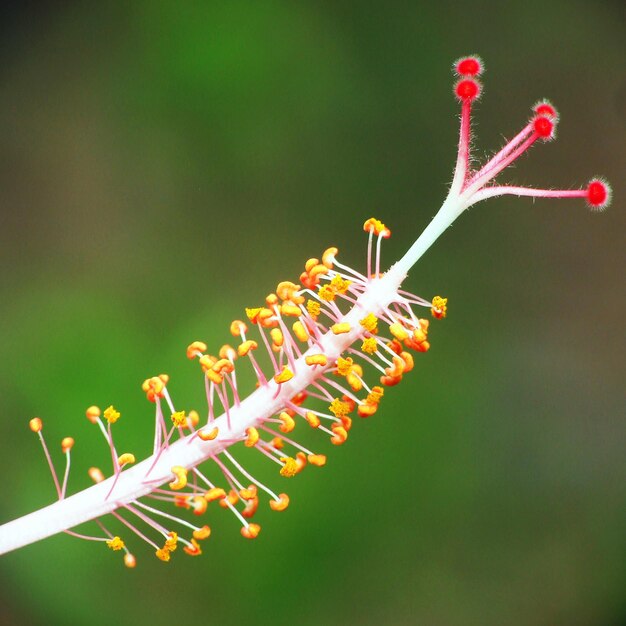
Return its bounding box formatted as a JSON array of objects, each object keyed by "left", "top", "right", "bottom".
[{"left": 0, "top": 2, "right": 624, "bottom": 625}]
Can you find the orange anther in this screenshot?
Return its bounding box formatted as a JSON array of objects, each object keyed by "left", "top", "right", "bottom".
[
  {"left": 187, "top": 410, "right": 200, "bottom": 428},
  {"left": 245, "top": 427, "right": 260, "bottom": 447},
  {"left": 219, "top": 344, "right": 237, "bottom": 361},
  {"left": 197, "top": 426, "right": 219, "bottom": 441},
  {"left": 60, "top": 437, "right": 74, "bottom": 453},
  {"left": 305, "top": 354, "right": 327, "bottom": 367},
  {"left": 198, "top": 355, "right": 216, "bottom": 372},
  {"left": 270, "top": 328, "right": 284, "bottom": 347},
  {"left": 308, "top": 454, "right": 327, "bottom": 467},
  {"left": 276, "top": 281, "right": 300, "bottom": 301},
  {"left": 212, "top": 358, "right": 234, "bottom": 375},
  {"left": 242, "top": 496, "right": 259, "bottom": 518},
  {"left": 169, "top": 466, "right": 188, "bottom": 490},
  {"left": 29, "top": 417, "right": 42, "bottom": 433},
  {"left": 205, "top": 369, "right": 223, "bottom": 385},
  {"left": 400, "top": 351, "right": 414, "bottom": 372},
  {"left": 186, "top": 341, "right": 207, "bottom": 359},
  {"left": 183, "top": 538, "right": 202, "bottom": 556},
  {"left": 380, "top": 374, "right": 402, "bottom": 387},
  {"left": 305, "top": 412, "right": 320, "bottom": 428},
  {"left": 142, "top": 376, "right": 166, "bottom": 402},
  {"left": 309, "top": 264, "right": 329, "bottom": 279},
  {"left": 191, "top": 495, "right": 208, "bottom": 516},
  {"left": 117, "top": 452, "right": 135, "bottom": 466},
  {"left": 124, "top": 553, "right": 137, "bottom": 568},
  {"left": 155, "top": 548, "right": 171, "bottom": 562},
  {"left": 274, "top": 367, "right": 294, "bottom": 384},
  {"left": 322, "top": 247, "right": 338, "bottom": 268},
  {"left": 241, "top": 523, "right": 261, "bottom": 539},
  {"left": 331, "top": 322, "right": 351, "bottom": 335},
  {"left": 88, "top": 467, "right": 105, "bottom": 483},
  {"left": 278, "top": 412, "right": 295, "bottom": 433},
  {"left": 238, "top": 340, "right": 258, "bottom": 357},
  {"left": 340, "top": 415, "right": 353, "bottom": 431},
  {"left": 269, "top": 493, "right": 290, "bottom": 511},
  {"left": 85, "top": 406, "right": 101, "bottom": 424},
  {"left": 271, "top": 436, "right": 284, "bottom": 449},
  {"left": 258, "top": 308, "right": 277, "bottom": 328},
  {"left": 330, "top": 424, "right": 348, "bottom": 445},
  {"left": 363, "top": 217, "right": 391, "bottom": 238},
  {"left": 266, "top": 293, "right": 279, "bottom": 307},
  {"left": 230, "top": 320, "right": 248, "bottom": 336},
  {"left": 295, "top": 451, "right": 308, "bottom": 473},
  {"left": 174, "top": 495, "right": 190, "bottom": 508},
  {"left": 219, "top": 489, "right": 239, "bottom": 508},
  {"left": 291, "top": 391, "right": 308, "bottom": 405},
  {"left": 239, "top": 485, "right": 257, "bottom": 500},
  {"left": 204, "top": 487, "right": 227, "bottom": 503},
  {"left": 193, "top": 525, "right": 211, "bottom": 540},
  {"left": 280, "top": 304, "right": 301, "bottom": 317}
]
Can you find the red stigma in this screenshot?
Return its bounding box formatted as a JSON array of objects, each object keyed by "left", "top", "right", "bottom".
[
  {"left": 455, "top": 78, "right": 481, "bottom": 101},
  {"left": 587, "top": 179, "right": 611, "bottom": 210},
  {"left": 533, "top": 115, "right": 555, "bottom": 140},
  {"left": 455, "top": 56, "right": 483, "bottom": 77},
  {"left": 534, "top": 101, "right": 558, "bottom": 119}
]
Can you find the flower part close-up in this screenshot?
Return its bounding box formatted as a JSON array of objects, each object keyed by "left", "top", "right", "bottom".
[{"left": 0, "top": 55, "right": 611, "bottom": 567}]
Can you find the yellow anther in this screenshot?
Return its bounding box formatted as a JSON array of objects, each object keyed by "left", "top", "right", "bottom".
[
  {"left": 204, "top": 487, "right": 227, "bottom": 502},
  {"left": 193, "top": 525, "right": 211, "bottom": 540},
  {"left": 117, "top": 453, "right": 136, "bottom": 466},
  {"left": 171, "top": 411, "right": 187, "bottom": 427},
  {"left": 169, "top": 466, "right": 188, "bottom": 490},
  {"left": 305, "top": 412, "right": 320, "bottom": 428},
  {"left": 330, "top": 424, "right": 348, "bottom": 445},
  {"left": 270, "top": 328, "right": 284, "bottom": 347},
  {"left": 191, "top": 495, "right": 207, "bottom": 516},
  {"left": 266, "top": 293, "right": 279, "bottom": 307},
  {"left": 239, "top": 485, "right": 257, "bottom": 500},
  {"left": 361, "top": 337, "right": 378, "bottom": 354},
  {"left": 318, "top": 284, "right": 335, "bottom": 301},
  {"left": 359, "top": 313, "right": 379, "bottom": 333},
  {"left": 322, "top": 247, "right": 338, "bottom": 268},
  {"left": 363, "top": 217, "right": 391, "bottom": 238},
  {"left": 305, "top": 354, "right": 327, "bottom": 367},
  {"left": 212, "top": 358, "right": 234, "bottom": 374},
  {"left": 245, "top": 427, "right": 260, "bottom": 447},
  {"left": 431, "top": 295, "right": 448, "bottom": 319},
  {"left": 155, "top": 548, "right": 171, "bottom": 562},
  {"left": 336, "top": 356, "right": 354, "bottom": 376},
  {"left": 85, "top": 406, "right": 101, "bottom": 424},
  {"left": 274, "top": 367, "right": 294, "bottom": 384},
  {"left": 271, "top": 436, "right": 284, "bottom": 449},
  {"left": 142, "top": 375, "right": 168, "bottom": 402},
  {"left": 219, "top": 344, "right": 237, "bottom": 361},
  {"left": 245, "top": 307, "right": 263, "bottom": 323},
  {"left": 103, "top": 405, "right": 120, "bottom": 424},
  {"left": 238, "top": 339, "right": 258, "bottom": 357},
  {"left": 306, "top": 299, "right": 321, "bottom": 317},
  {"left": 305, "top": 258, "right": 320, "bottom": 272},
  {"left": 198, "top": 426, "right": 219, "bottom": 441},
  {"left": 182, "top": 538, "right": 202, "bottom": 556},
  {"left": 331, "top": 322, "right": 351, "bottom": 335},
  {"left": 292, "top": 321, "right": 309, "bottom": 342},
  {"left": 308, "top": 454, "right": 327, "bottom": 467},
  {"left": 389, "top": 322, "right": 410, "bottom": 341},
  {"left": 358, "top": 402, "right": 379, "bottom": 418},
  {"left": 241, "top": 523, "right": 261, "bottom": 539},
  {"left": 276, "top": 281, "right": 301, "bottom": 301},
  {"left": 278, "top": 412, "right": 295, "bottom": 433},
  {"left": 186, "top": 341, "right": 207, "bottom": 359},
  {"left": 257, "top": 308, "right": 277, "bottom": 327},
  {"left": 269, "top": 493, "right": 290, "bottom": 512},
  {"left": 88, "top": 467, "right": 105, "bottom": 483},
  {"left": 187, "top": 410, "right": 200, "bottom": 428},
  {"left": 230, "top": 319, "right": 248, "bottom": 336},
  {"left": 164, "top": 531, "right": 178, "bottom": 552},
  {"left": 106, "top": 536, "right": 125, "bottom": 551},
  {"left": 205, "top": 369, "right": 224, "bottom": 385},
  {"left": 29, "top": 417, "right": 42, "bottom": 433},
  {"left": 330, "top": 275, "right": 352, "bottom": 294},
  {"left": 329, "top": 398, "right": 351, "bottom": 418},
  {"left": 124, "top": 553, "right": 137, "bottom": 568},
  {"left": 281, "top": 303, "right": 302, "bottom": 317},
  {"left": 280, "top": 457, "right": 298, "bottom": 478},
  {"left": 198, "top": 355, "right": 216, "bottom": 372}
]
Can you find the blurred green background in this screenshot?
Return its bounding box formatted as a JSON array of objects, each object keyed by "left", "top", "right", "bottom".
[{"left": 0, "top": 2, "right": 624, "bottom": 625}]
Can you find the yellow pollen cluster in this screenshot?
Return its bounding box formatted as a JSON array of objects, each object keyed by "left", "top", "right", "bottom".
[
  {"left": 306, "top": 299, "right": 321, "bottom": 317},
  {"left": 171, "top": 411, "right": 186, "bottom": 427},
  {"left": 361, "top": 337, "right": 378, "bottom": 354},
  {"left": 103, "top": 406, "right": 120, "bottom": 424},
  {"left": 359, "top": 313, "right": 378, "bottom": 333},
  {"left": 106, "top": 536, "right": 125, "bottom": 551},
  {"left": 329, "top": 275, "right": 352, "bottom": 294},
  {"left": 329, "top": 398, "right": 351, "bottom": 418},
  {"left": 431, "top": 296, "right": 448, "bottom": 319},
  {"left": 336, "top": 357, "right": 354, "bottom": 376},
  {"left": 279, "top": 457, "right": 298, "bottom": 478},
  {"left": 318, "top": 285, "right": 336, "bottom": 302}
]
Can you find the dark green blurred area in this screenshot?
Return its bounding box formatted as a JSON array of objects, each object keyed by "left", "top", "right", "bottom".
[{"left": 0, "top": 2, "right": 624, "bottom": 625}]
